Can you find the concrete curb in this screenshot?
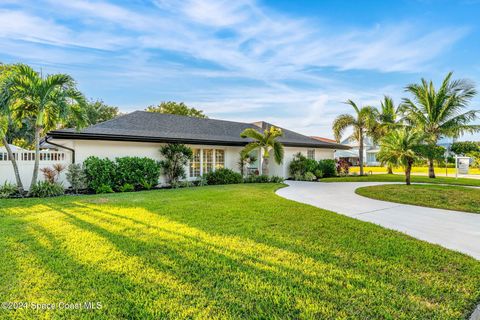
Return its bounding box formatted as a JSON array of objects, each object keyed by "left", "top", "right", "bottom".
[{"left": 470, "top": 304, "right": 480, "bottom": 320}]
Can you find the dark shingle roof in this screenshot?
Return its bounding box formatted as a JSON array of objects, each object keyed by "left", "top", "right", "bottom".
[{"left": 48, "top": 111, "right": 349, "bottom": 149}]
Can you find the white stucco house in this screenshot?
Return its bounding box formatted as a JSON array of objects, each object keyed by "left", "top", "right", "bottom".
[
  {"left": 334, "top": 136, "right": 380, "bottom": 166},
  {"left": 41, "top": 111, "right": 348, "bottom": 183}
]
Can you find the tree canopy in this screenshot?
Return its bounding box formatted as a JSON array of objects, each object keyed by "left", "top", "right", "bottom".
[{"left": 146, "top": 101, "right": 208, "bottom": 118}]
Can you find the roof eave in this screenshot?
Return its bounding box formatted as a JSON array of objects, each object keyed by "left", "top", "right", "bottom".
[{"left": 47, "top": 131, "right": 351, "bottom": 150}]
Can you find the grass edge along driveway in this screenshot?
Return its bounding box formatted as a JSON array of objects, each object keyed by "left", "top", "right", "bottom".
[
  {"left": 355, "top": 184, "right": 480, "bottom": 214},
  {"left": 321, "top": 173, "right": 480, "bottom": 187},
  {"left": 1, "top": 184, "right": 479, "bottom": 319}
]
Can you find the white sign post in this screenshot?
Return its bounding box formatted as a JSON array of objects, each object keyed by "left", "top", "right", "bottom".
[{"left": 455, "top": 156, "right": 470, "bottom": 178}]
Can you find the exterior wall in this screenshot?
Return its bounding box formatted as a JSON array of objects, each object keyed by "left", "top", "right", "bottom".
[
  {"left": 0, "top": 139, "right": 338, "bottom": 188},
  {"left": 269, "top": 147, "right": 335, "bottom": 178}
]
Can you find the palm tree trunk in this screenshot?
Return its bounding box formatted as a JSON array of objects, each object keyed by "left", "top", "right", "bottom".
[
  {"left": 1, "top": 136, "right": 24, "bottom": 193},
  {"left": 29, "top": 126, "right": 41, "bottom": 192},
  {"left": 387, "top": 165, "right": 393, "bottom": 174},
  {"left": 428, "top": 157, "right": 435, "bottom": 178},
  {"left": 262, "top": 156, "right": 269, "bottom": 176},
  {"left": 358, "top": 131, "right": 364, "bottom": 176},
  {"left": 405, "top": 163, "right": 412, "bottom": 185}
]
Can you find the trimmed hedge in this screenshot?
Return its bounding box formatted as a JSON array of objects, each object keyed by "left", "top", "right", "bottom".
[
  {"left": 204, "top": 168, "right": 243, "bottom": 185},
  {"left": 83, "top": 156, "right": 161, "bottom": 193}
]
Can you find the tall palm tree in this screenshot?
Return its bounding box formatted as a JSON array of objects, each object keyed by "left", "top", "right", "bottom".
[
  {"left": 240, "top": 126, "right": 284, "bottom": 176},
  {"left": 401, "top": 72, "right": 478, "bottom": 178},
  {"left": 4, "top": 64, "right": 87, "bottom": 191},
  {"left": 377, "top": 128, "right": 422, "bottom": 185},
  {"left": 0, "top": 64, "right": 24, "bottom": 193},
  {"left": 370, "top": 96, "right": 402, "bottom": 174},
  {"left": 333, "top": 100, "right": 376, "bottom": 176}
]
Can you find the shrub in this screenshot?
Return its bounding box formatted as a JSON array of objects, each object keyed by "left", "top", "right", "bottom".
[
  {"left": 289, "top": 153, "right": 317, "bottom": 178},
  {"left": 83, "top": 156, "right": 117, "bottom": 192},
  {"left": 317, "top": 159, "right": 337, "bottom": 178},
  {"left": 115, "top": 157, "right": 161, "bottom": 190},
  {"left": 269, "top": 176, "right": 284, "bottom": 183},
  {"left": 40, "top": 164, "right": 66, "bottom": 183},
  {"left": 66, "top": 164, "right": 86, "bottom": 194},
  {"left": 118, "top": 183, "right": 135, "bottom": 192},
  {"left": 95, "top": 184, "right": 114, "bottom": 194},
  {"left": 193, "top": 176, "right": 208, "bottom": 187},
  {"left": 0, "top": 182, "right": 18, "bottom": 198},
  {"left": 303, "top": 172, "right": 316, "bottom": 181},
  {"left": 29, "top": 181, "right": 64, "bottom": 198},
  {"left": 336, "top": 159, "right": 350, "bottom": 176},
  {"left": 243, "top": 174, "right": 280, "bottom": 183},
  {"left": 314, "top": 169, "right": 324, "bottom": 179},
  {"left": 205, "top": 168, "right": 243, "bottom": 185},
  {"left": 159, "top": 144, "right": 193, "bottom": 186}
]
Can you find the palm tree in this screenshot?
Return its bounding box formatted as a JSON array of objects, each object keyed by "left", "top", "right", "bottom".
[
  {"left": 3, "top": 64, "right": 87, "bottom": 191},
  {"left": 401, "top": 72, "right": 478, "bottom": 178},
  {"left": 377, "top": 128, "right": 422, "bottom": 185},
  {"left": 240, "top": 126, "right": 284, "bottom": 176},
  {"left": 333, "top": 100, "right": 376, "bottom": 176},
  {"left": 370, "top": 96, "right": 402, "bottom": 174},
  {"left": 0, "top": 64, "right": 24, "bottom": 193}
]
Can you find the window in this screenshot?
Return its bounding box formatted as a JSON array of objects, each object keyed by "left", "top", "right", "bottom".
[
  {"left": 307, "top": 149, "right": 315, "bottom": 160},
  {"left": 367, "top": 153, "right": 377, "bottom": 163},
  {"left": 202, "top": 149, "right": 214, "bottom": 174},
  {"left": 190, "top": 149, "right": 201, "bottom": 177},
  {"left": 215, "top": 149, "right": 225, "bottom": 169}
]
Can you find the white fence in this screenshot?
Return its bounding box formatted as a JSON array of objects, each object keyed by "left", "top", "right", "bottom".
[{"left": 0, "top": 151, "right": 71, "bottom": 189}]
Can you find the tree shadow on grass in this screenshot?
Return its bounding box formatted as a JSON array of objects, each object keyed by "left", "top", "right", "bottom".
[{"left": 43, "top": 201, "right": 480, "bottom": 319}]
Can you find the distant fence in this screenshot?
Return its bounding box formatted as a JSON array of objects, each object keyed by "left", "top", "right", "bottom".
[{"left": 0, "top": 150, "right": 71, "bottom": 188}]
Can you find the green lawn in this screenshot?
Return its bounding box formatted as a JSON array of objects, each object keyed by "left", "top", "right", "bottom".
[
  {"left": 321, "top": 173, "right": 480, "bottom": 186},
  {"left": 356, "top": 184, "right": 480, "bottom": 214},
  {"left": 1, "top": 184, "right": 479, "bottom": 319}
]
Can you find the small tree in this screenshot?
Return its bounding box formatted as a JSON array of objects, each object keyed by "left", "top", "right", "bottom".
[
  {"left": 238, "top": 152, "right": 257, "bottom": 176},
  {"left": 66, "top": 164, "right": 86, "bottom": 194},
  {"left": 240, "top": 126, "right": 284, "bottom": 176},
  {"left": 159, "top": 144, "right": 193, "bottom": 186},
  {"left": 377, "top": 128, "right": 423, "bottom": 185}
]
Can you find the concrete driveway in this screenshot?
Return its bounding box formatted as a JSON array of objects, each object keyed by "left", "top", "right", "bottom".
[{"left": 276, "top": 181, "right": 480, "bottom": 260}]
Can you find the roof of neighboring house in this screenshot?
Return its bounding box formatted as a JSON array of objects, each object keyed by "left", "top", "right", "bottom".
[
  {"left": 0, "top": 144, "right": 26, "bottom": 152},
  {"left": 48, "top": 111, "right": 350, "bottom": 149},
  {"left": 335, "top": 150, "right": 360, "bottom": 158},
  {"left": 310, "top": 136, "right": 337, "bottom": 143}
]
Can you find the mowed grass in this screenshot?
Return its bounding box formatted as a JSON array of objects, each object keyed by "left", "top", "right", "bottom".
[
  {"left": 321, "top": 173, "right": 480, "bottom": 186},
  {"left": 356, "top": 184, "right": 480, "bottom": 214},
  {"left": 0, "top": 184, "right": 479, "bottom": 319},
  {"left": 350, "top": 166, "right": 480, "bottom": 175}
]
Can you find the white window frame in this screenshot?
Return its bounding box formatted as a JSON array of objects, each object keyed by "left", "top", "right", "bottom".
[
  {"left": 307, "top": 149, "right": 315, "bottom": 160},
  {"left": 189, "top": 148, "right": 225, "bottom": 179}
]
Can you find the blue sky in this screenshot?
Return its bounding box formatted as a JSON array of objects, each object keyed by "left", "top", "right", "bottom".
[{"left": 1, "top": 0, "right": 479, "bottom": 140}]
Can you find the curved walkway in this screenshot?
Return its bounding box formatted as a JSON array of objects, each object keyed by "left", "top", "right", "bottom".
[{"left": 276, "top": 181, "right": 480, "bottom": 260}]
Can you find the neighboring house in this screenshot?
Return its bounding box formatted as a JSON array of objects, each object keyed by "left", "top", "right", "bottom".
[
  {"left": 44, "top": 111, "right": 349, "bottom": 183},
  {"left": 335, "top": 136, "right": 380, "bottom": 166}
]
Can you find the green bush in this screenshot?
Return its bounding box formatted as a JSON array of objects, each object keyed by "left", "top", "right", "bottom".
[
  {"left": 314, "top": 169, "right": 324, "bottom": 179},
  {"left": 289, "top": 153, "right": 317, "bottom": 178},
  {"left": 83, "top": 156, "right": 161, "bottom": 192},
  {"left": 66, "top": 164, "right": 86, "bottom": 194},
  {"left": 243, "top": 175, "right": 282, "bottom": 183},
  {"left": 317, "top": 159, "right": 337, "bottom": 178},
  {"left": 0, "top": 182, "right": 18, "bottom": 198},
  {"left": 118, "top": 183, "right": 135, "bottom": 192},
  {"left": 115, "top": 157, "right": 161, "bottom": 190},
  {"left": 29, "top": 181, "right": 64, "bottom": 198},
  {"left": 95, "top": 184, "right": 114, "bottom": 194},
  {"left": 269, "top": 176, "right": 285, "bottom": 183},
  {"left": 303, "top": 172, "right": 316, "bottom": 181},
  {"left": 204, "top": 168, "right": 243, "bottom": 185},
  {"left": 83, "top": 156, "right": 117, "bottom": 192}
]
